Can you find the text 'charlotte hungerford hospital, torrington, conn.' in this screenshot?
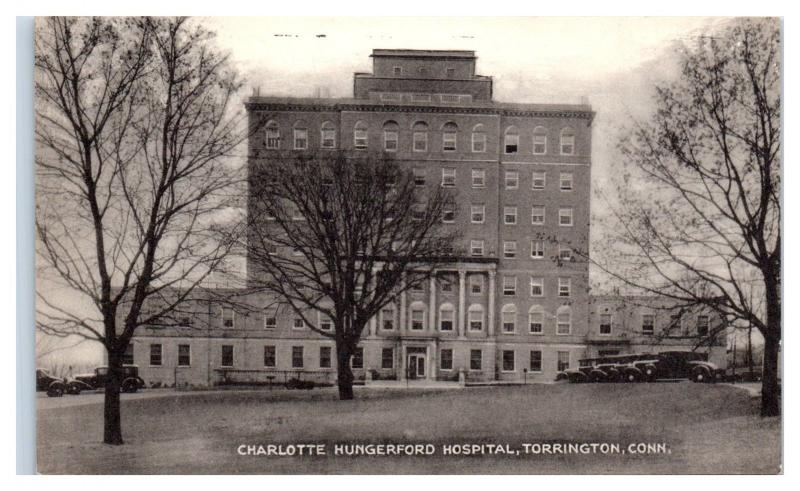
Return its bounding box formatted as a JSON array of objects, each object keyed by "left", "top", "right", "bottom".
[{"left": 121, "top": 49, "right": 727, "bottom": 387}]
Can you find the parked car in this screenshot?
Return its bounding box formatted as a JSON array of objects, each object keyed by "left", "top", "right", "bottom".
[
  {"left": 36, "top": 368, "right": 66, "bottom": 397},
  {"left": 67, "top": 365, "right": 146, "bottom": 395},
  {"left": 622, "top": 351, "right": 722, "bottom": 383}
]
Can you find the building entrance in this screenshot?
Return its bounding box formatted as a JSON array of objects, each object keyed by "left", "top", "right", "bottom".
[{"left": 406, "top": 347, "right": 427, "bottom": 379}]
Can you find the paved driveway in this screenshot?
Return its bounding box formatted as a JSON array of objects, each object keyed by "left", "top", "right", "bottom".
[{"left": 36, "top": 388, "right": 205, "bottom": 410}]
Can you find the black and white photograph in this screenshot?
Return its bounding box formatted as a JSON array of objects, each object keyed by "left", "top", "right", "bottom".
[{"left": 19, "top": 12, "right": 784, "bottom": 476}]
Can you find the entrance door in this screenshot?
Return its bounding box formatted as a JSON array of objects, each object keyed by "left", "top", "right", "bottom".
[{"left": 407, "top": 353, "right": 427, "bottom": 379}]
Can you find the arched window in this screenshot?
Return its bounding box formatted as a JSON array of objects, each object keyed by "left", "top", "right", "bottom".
[
  {"left": 383, "top": 120, "right": 399, "bottom": 152},
  {"left": 265, "top": 120, "right": 280, "bottom": 149},
  {"left": 472, "top": 124, "right": 486, "bottom": 153},
  {"left": 409, "top": 301, "right": 427, "bottom": 331},
  {"left": 501, "top": 304, "right": 517, "bottom": 334},
  {"left": 556, "top": 305, "right": 572, "bottom": 335},
  {"left": 442, "top": 122, "right": 458, "bottom": 152},
  {"left": 533, "top": 126, "right": 547, "bottom": 155},
  {"left": 528, "top": 305, "right": 544, "bottom": 334},
  {"left": 439, "top": 303, "right": 455, "bottom": 331},
  {"left": 293, "top": 120, "right": 308, "bottom": 150},
  {"left": 504, "top": 126, "right": 519, "bottom": 154},
  {"left": 468, "top": 304, "right": 484, "bottom": 331},
  {"left": 354, "top": 121, "right": 368, "bottom": 150},
  {"left": 320, "top": 121, "right": 336, "bottom": 149},
  {"left": 560, "top": 127, "right": 575, "bottom": 155},
  {"left": 412, "top": 121, "right": 428, "bottom": 152}
]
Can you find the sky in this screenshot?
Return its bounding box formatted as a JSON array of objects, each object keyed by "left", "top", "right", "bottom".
[{"left": 38, "top": 16, "right": 738, "bottom": 367}]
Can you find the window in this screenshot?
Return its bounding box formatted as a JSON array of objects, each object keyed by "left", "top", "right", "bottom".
[
  {"left": 441, "top": 168, "right": 456, "bottom": 187},
  {"left": 559, "top": 247, "right": 573, "bottom": 262},
  {"left": 472, "top": 169, "right": 486, "bottom": 188},
  {"left": 472, "top": 124, "right": 487, "bottom": 153},
  {"left": 531, "top": 206, "right": 545, "bottom": 225},
  {"left": 264, "top": 312, "right": 277, "bottom": 329},
  {"left": 418, "top": 67, "right": 430, "bottom": 77},
  {"left": 559, "top": 208, "right": 573, "bottom": 226},
  {"left": 470, "top": 240, "right": 484, "bottom": 257},
  {"left": 504, "top": 126, "right": 519, "bottom": 154},
  {"left": 352, "top": 347, "right": 364, "bottom": 369},
  {"left": 178, "top": 344, "right": 191, "bottom": 366},
  {"left": 321, "top": 121, "right": 336, "bottom": 149},
  {"left": 221, "top": 345, "right": 234, "bottom": 367},
  {"left": 504, "top": 206, "right": 518, "bottom": 225},
  {"left": 319, "top": 346, "right": 332, "bottom": 368},
  {"left": 440, "top": 349, "right": 453, "bottom": 370},
  {"left": 149, "top": 344, "right": 162, "bottom": 366},
  {"left": 413, "top": 168, "right": 426, "bottom": 186},
  {"left": 503, "top": 241, "right": 517, "bottom": 259},
  {"left": 469, "top": 274, "right": 484, "bottom": 295},
  {"left": 697, "top": 315, "right": 709, "bottom": 336},
  {"left": 533, "top": 126, "right": 547, "bottom": 154},
  {"left": 642, "top": 314, "right": 655, "bottom": 335},
  {"left": 381, "top": 308, "right": 395, "bottom": 330},
  {"left": 502, "top": 304, "right": 516, "bottom": 334},
  {"left": 264, "top": 346, "right": 276, "bottom": 368},
  {"left": 266, "top": 242, "right": 278, "bottom": 255},
  {"left": 381, "top": 348, "right": 394, "bottom": 369},
  {"left": 354, "top": 121, "right": 368, "bottom": 149},
  {"left": 470, "top": 349, "right": 482, "bottom": 370},
  {"left": 532, "top": 171, "right": 546, "bottom": 190},
  {"left": 319, "top": 314, "right": 333, "bottom": 331},
  {"left": 529, "top": 306, "right": 544, "bottom": 334},
  {"left": 265, "top": 120, "right": 280, "bottom": 149},
  {"left": 505, "top": 171, "right": 519, "bottom": 189},
  {"left": 468, "top": 304, "right": 484, "bottom": 331},
  {"left": 411, "top": 204, "right": 425, "bottom": 221},
  {"left": 531, "top": 240, "right": 544, "bottom": 259},
  {"left": 600, "top": 313, "right": 612, "bottom": 335},
  {"left": 393, "top": 66, "right": 402, "bottom": 76},
  {"left": 122, "top": 343, "right": 134, "bottom": 365},
  {"left": 222, "top": 307, "right": 235, "bottom": 328},
  {"left": 470, "top": 205, "right": 485, "bottom": 223},
  {"left": 530, "top": 350, "right": 542, "bottom": 372},
  {"left": 411, "top": 281, "right": 425, "bottom": 293},
  {"left": 410, "top": 305, "right": 426, "bottom": 330},
  {"left": 439, "top": 304, "right": 455, "bottom": 331},
  {"left": 502, "top": 350, "right": 516, "bottom": 372},
  {"left": 530, "top": 277, "right": 544, "bottom": 297},
  {"left": 446, "top": 67, "right": 456, "bottom": 78},
  {"left": 558, "top": 278, "right": 571, "bottom": 297},
  {"left": 560, "top": 173, "right": 573, "bottom": 191},
  {"left": 413, "top": 122, "right": 428, "bottom": 152},
  {"left": 557, "top": 306, "right": 572, "bottom": 335},
  {"left": 557, "top": 351, "right": 570, "bottom": 371},
  {"left": 560, "top": 128, "right": 575, "bottom": 155},
  {"left": 383, "top": 121, "right": 399, "bottom": 152},
  {"left": 443, "top": 122, "right": 457, "bottom": 151},
  {"left": 439, "top": 276, "right": 454, "bottom": 293},
  {"left": 412, "top": 93, "right": 432, "bottom": 102},
  {"left": 293, "top": 317, "right": 305, "bottom": 330},
  {"left": 293, "top": 124, "right": 308, "bottom": 150},
  {"left": 291, "top": 346, "right": 304, "bottom": 368},
  {"left": 503, "top": 276, "right": 516, "bottom": 296}
]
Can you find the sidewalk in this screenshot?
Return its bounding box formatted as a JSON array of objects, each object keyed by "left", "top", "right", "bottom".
[{"left": 721, "top": 382, "right": 761, "bottom": 398}]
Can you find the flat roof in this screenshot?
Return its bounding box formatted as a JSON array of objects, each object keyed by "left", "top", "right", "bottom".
[{"left": 371, "top": 49, "right": 476, "bottom": 59}]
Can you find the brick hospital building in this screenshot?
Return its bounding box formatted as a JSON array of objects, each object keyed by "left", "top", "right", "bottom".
[{"left": 126, "top": 50, "right": 727, "bottom": 387}]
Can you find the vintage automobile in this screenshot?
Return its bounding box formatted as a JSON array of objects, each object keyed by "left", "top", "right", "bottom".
[
  {"left": 622, "top": 351, "right": 723, "bottom": 383},
  {"left": 66, "top": 365, "right": 146, "bottom": 394},
  {"left": 36, "top": 368, "right": 67, "bottom": 397}
]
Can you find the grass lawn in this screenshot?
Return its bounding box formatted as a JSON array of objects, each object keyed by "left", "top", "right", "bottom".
[{"left": 37, "top": 383, "right": 780, "bottom": 474}]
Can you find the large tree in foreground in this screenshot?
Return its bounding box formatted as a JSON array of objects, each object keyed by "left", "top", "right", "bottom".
[
  {"left": 246, "top": 153, "right": 460, "bottom": 399},
  {"left": 595, "top": 18, "right": 780, "bottom": 416},
  {"left": 35, "top": 17, "right": 246, "bottom": 444}
]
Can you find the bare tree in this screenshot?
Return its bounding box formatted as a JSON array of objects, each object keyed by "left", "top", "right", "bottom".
[
  {"left": 593, "top": 18, "right": 780, "bottom": 416},
  {"left": 35, "top": 17, "right": 247, "bottom": 444},
  {"left": 245, "top": 153, "right": 460, "bottom": 399}
]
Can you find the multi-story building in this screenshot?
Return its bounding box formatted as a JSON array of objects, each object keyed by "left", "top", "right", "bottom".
[{"left": 125, "top": 49, "right": 726, "bottom": 388}]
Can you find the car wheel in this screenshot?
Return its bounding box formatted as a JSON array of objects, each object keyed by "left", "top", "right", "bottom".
[
  {"left": 643, "top": 365, "right": 657, "bottom": 382},
  {"left": 624, "top": 371, "right": 641, "bottom": 383},
  {"left": 66, "top": 383, "right": 82, "bottom": 395},
  {"left": 47, "top": 383, "right": 64, "bottom": 397},
  {"left": 122, "top": 380, "right": 139, "bottom": 393},
  {"left": 692, "top": 368, "right": 710, "bottom": 383}
]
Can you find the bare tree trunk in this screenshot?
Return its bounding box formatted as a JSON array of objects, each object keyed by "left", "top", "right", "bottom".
[
  {"left": 103, "top": 349, "right": 123, "bottom": 445},
  {"left": 761, "top": 274, "right": 781, "bottom": 417},
  {"left": 335, "top": 340, "right": 354, "bottom": 401},
  {"left": 747, "top": 323, "right": 754, "bottom": 379}
]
